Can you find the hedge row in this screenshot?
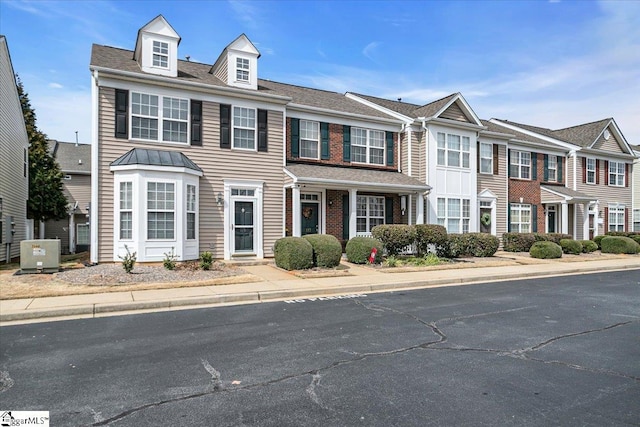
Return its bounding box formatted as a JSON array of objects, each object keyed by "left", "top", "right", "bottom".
[
  {"left": 503, "top": 232, "right": 573, "bottom": 252},
  {"left": 274, "top": 234, "right": 342, "bottom": 270},
  {"left": 601, "top": 236, "right": 640, "bottom": 254}
]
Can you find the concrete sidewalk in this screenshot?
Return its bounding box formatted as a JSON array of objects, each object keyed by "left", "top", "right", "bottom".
[{"left": 1, "top": 255, "right": 638, "bottom": 325}]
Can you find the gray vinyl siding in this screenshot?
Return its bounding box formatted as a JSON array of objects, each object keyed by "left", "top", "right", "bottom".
[
  {"left": 477, "top": 143, "right": 508, "bottom": 238},
  {"left": 634, "top": 155, "right": 640, "bottom": 213},
  {"left": 0, "top": 37, "right": 29, "bottom": 262},
  {"left": 592, "top": 128, "right": 625, "bottom": 153},
  {"left": 214, "top": 57, "right": 228, "bottom": 83},
  {"left": 44, "top": 173, "right": 91, "bottom": 253},
  {"left": 439, "top": 102, "right": 470, "bottom": 123},
  {"left": 97, "top": 86, "right": 284, "bottom": 262}
]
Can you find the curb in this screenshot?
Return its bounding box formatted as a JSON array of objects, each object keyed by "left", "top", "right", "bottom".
[{"left": 1, "top": 263, "right": 638, "bottom": 323}]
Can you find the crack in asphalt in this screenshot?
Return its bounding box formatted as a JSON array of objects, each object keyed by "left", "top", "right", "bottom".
[{"left": 91, "top": 302, "right": 637, "bottom": 425}]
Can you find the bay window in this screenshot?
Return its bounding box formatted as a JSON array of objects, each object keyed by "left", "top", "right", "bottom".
[
  {"left": 119, "top": 182, "right": 133, "bottom": 239},
  {"left": 186, "top": 184, "right": 196, "bottom": 240},
  {"left": 147, "top": 182, "right": 175, "bottom": 239}
]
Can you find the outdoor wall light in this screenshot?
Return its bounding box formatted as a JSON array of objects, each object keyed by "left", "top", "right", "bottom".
[{"left": 216, "top": 192, "right": 224, "bottom": 206}]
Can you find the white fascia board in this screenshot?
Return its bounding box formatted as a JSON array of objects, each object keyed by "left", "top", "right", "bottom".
[
  {"left": 345, "top": 93, "right": 414, "bottom": 123},
  {"left": 286, "top": 103, "right": 403, "bottom": 127},
  {"left": 590, "top": 119, "right": 635, "bottom": 155},
  {"left": 109, "top": 164, "right": 203, "bottom": 177},
  {"left": 283, "top": 167, "right": 297, "bottom": 182},
  {"left": 479, "top": 129, "right": 514, "bottom": 140},
  {"left": 489, "top": 119, "right": 580, "bottom": 151},
  {"left": 420, "top": 117, "right": 484, "bottom": 131},
  {"left": 433, "top": 94, "right": 483, "bottom": 127},
  {"left": 579, "top": 148, "right": 637, "bottom": 162},
  {"left": 508, "top": 140, "right": 569, "bottom": 156},
  {"left": 91, "top": 66, "right": 291, "bottom": 106}
]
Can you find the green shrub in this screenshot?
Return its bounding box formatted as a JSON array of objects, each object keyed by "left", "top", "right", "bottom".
[
  {"left": 593, "top": 235, "right": 606, "bottom": 249},
  {"left": 345, "top": 236, "right": 383, "bottom": 264},
  {"left": 302, "top": 234, "right": 342, "bottom": 268},
  {"left": 413, "top": 253, "right": 442, "bottom": 266},
  {"left": 118, "top": 244, "right": 137, "bottom": 273},
  {"left": 384, "top": 255, "right": 399, "bottom": 267},
  {"left": 446, "top": 233, "right": 501, "bottom": 258},
  {"left": 415, "top": 224, "right": 448, "bottom": 256},
  {"left": 199, "top": 251, "right": 213, "bottom": 270},
  {"left": 600, "top": 236, "right": 640, "bottom": 254},
  {"left": 274, "top": 237, "right": 314, "bottom": 270},
  {"left": 605, "top": 231, "right": 640, "bottom": 238},
  {"left": 580, "top": 240, "right": 598, "bottom": 253},
  {"left": 530, "top": 241, "right": 563, "bottom": 259},
  {"left": 632, "top": 235, "right": 640, "bottom": 245},
  {"left": 559, "top": 239, "right": 582, "bottom": 255},
  {"left": 541, "top": 233, "right": 574, "bottom": 244},
  {"left": 163, "top": 247, "right": 178, "bottom": 270},
  {"left": 371, "top": 224, "right": 416, "bottom": 256},
  {"left": 503, "top": 233, "right": 537, "bottom": 252}
]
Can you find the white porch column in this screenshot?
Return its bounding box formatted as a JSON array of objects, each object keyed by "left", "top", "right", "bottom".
[
  {"left": 408, "top": 195, "right": 413, "bottom": 225},
  {"left": 593, "top": 201, "right": 599, "bottom": 237},
  {"left": 416, "top": 193, "right": 424, "bottom": 224},
  {"left": 582, "top": 202, "right": 590, "bottom": 240},
  {"left": 292, "top": 185, "right": 301, "bottom": 237},
  {"left": 69, "top": 214, "right": 76, "bottom": 254},
  {"left": 561, "top": 201, "right": 569, "bottom": 234},
  {"left": 349, "top": 188, "right": 358, "bottom": 239}
]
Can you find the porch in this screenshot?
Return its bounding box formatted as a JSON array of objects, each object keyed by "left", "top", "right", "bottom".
[{"left": 540, "top": 185, "right": 597, "bottom": 239}]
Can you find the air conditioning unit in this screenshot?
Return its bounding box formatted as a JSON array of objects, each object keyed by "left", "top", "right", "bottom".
[{"left": 20, "top": 240, "right": 61, "bottom": 273}]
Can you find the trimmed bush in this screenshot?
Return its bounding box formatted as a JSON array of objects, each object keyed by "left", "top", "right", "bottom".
[
  {"left": 541, "top": 233, "right": 573, "bottom": 244},
  {"left": 302, "top": 234, "right": 342, "bottom": 268},
  {"left": 274, "top": 237, "right": 314, "bottom": 270},
  {"left": 632, "top": 235, "right": 640, "bottom": 245},
  {"left": 371, "top": 224, "right": 416, "bottom": 256},
  {"left": 559, "top": 239, "right": 583, "bottom": 255},
  {"left": 415, "top": 224, "right": 448, "bottom": 256},
  {"left": 600, "top": 236, "right": 640, "bottom": 254},
  {"left": 593, "top": 235, "right": 606, "bottom": 249},
  {"left": 446, "top": 233, "right": 500, "bottom": 258},
  {"left": 345, "top": 237, "right": 383, "bottom": 264},
  {"left": 503, "top": 233, "right": 537, "bottom": 252},
  {"left": 530, "top": 241, "right": 563, "bottom": 259},
  {"left": 580, "top": 240, "right": 598, "bottom": 253}
]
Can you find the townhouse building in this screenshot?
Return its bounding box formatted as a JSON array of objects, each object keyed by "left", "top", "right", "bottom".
[
  {"left": 634, "top": 145, "right": 640, "bottom": 231},
  {"left": 0, "top": 36, "right": 29, "bottom": 263},
  {"left": 44, "top": 140, "right": 91, "bottom": 254}
]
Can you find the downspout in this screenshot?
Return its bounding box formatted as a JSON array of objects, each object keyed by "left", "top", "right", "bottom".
[
  {"left": 570, "top": 150, "right": 577, "bottom": 191},
  {"left": 90, "top": 69, "right": 99, "bottom": 264}
]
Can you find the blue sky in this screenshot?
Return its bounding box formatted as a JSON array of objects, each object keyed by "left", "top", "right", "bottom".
[{"left": 1, "top": 0, "right": 639, "bottom": 146}]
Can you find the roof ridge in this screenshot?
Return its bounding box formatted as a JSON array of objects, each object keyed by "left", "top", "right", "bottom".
[
  {"left": 418, "top": 92, "right": 458, "bottom": 109},
  {"left": 259, "top": 79, "right": 345, "bottom": 96},
  {"left": 349, "top": 92, "right": 422, "bottom": 108},
  {"left": 553, "top": 118, "right": 612, "bottom": 132}
]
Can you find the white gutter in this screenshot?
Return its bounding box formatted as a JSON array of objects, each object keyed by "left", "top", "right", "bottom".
[
  {"left": 90, "top": 69, "right": 99, "bottom": 264},
  {"left": 419, "top": 116, "right": 485, "bottom": 132},
  {"left": 398, "top": 123, "right": 404, "bottom": 173},
  {"left": 407, "top": 127, "right": 412, "bottom": 176}
]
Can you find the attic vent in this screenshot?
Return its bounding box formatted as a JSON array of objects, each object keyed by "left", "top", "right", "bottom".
[
  {"left": 604, "top": 129, "right": 610, "bottom": 140},
  {"left": 78, "top": 159, "right": 83, "bottom": 165},
  {"left": 64, "top": 175, "right": 72, "bottom": 180}
]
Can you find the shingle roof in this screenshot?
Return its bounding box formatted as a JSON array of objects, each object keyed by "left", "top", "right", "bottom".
[
  {"left": 285, "top": 163, "right": 430, "bottom": 191},
  {"left": 488, "top": 120, "right": 565, "bottom": 149},
  {"left": 541, "top": 185, "right": 593, "bottom": 201},
  {"left": 350, "top": 92, "right": 459, "bottom": 119},
  {"left": 110, "top": 148, "right": 202, "bottom": 172},
  {"left": 413, "top": 93, "right": 458, "bottom": 118},
  {"left": 552, "top": 119, "right": 611, "bottom": 148},
  {"left": 49, "top": 140, "right": 91, "bottom": 173}
]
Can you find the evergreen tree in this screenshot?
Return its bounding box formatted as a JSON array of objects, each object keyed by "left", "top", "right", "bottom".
[{"left": 16, "top": 76, "right": 68, "bottom": 223}]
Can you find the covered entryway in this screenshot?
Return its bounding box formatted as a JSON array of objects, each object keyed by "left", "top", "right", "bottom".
[
  {"left": 223, "top": 179, "right": 264, "bottom": 260},
  {"left": 541, "top": 185, "right": 595, "bottom": 239}
]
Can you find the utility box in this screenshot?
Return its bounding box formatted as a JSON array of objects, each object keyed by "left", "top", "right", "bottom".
[{"left": 20, "top": 240, "right": 61, "bottom": 273}]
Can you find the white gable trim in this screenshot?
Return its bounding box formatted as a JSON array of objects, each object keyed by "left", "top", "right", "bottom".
[
  {"left": 345, "top": 93, "right": 414, "bottom": 123},
  {"left": 431, "top": 94, "right": 483, "bottom": 127},
  {"left": 590, "top": 119, "right": 635, "bottom": 155},
  {"left": 490, "top": 119, "right": 580, "bottom": 151}
]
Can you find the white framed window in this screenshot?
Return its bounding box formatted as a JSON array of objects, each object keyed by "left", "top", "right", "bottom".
[
  {"left": 300, "top": 120, "right": 319, "bottom": 159},
  {"left": 437, "top": 132, "right": 470, "bottom": 168},
  {"left": 119, "top": 182, "right": 133, "bottom": 240},
  {"left": 147, "top": 182, "right": 175, "bottom": 239},
  {"left": 152, "top": 40, "right": 169, "bottom": 68},
  {"left": 233, "top": 106, "right": 256, "bottom": 150},
  {"left": 608, "top": 206, "right": 625, "bottom": 232},
  {"left": 548, "top": 156, "right": 557, "bottom": 182},
  {"left": 236, "top": 57, "right": 249, "bottom": 82},
  {"left": 77, "top": 224, "right": 90, "bottom": 245},
  {"left": 356, "top": 196, "right": 385, "bottom": 233},
  {"left": 479, "top": 142, "right": 493, "bottom": 174},
  {"left": 351, "top": 128, "right": 385, "bottom": 165},
  {"left": 608, "top": 161, "right": 625, "bottom": 186},
  {"left": 586, "top": 158, "right": 596, "bottom": 184},
  {"left": 633, "top": 209, "right": 640, "bottom": 232},
  {"left": 510, "top": 150, "right": 531, "bottom": 179},
  {"left": 231, "top": 188, "right": 255, "bottom": 196},
  {"left": 510, "top": 203, "right": 531, "bottom": 233},
  {"left": 437, "top": 197, "right": 470, "bottom": 233},
  {"left": 186, "top": 184, "right": 196, "bottom": 240},
  {"left": 131, "top": 92, "right": 189, "bottom": 143}
]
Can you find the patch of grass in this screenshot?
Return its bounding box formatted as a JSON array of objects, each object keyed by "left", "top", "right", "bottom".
[{"left": 384, "top": 253, "right": 446, "bottom": 267}]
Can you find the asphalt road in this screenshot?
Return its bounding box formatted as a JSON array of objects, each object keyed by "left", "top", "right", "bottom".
[{"left": 1, "top": 270, "right": 639, "bottom": 426}]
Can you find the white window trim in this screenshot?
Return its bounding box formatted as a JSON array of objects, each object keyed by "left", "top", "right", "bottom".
[
  {"left": 119, "top": 181, "right": 133, "bottom": 241},
  {"left": 479, "top": 142, "right": 493, "bottom": 174},
  {"left": 633, "top": 209, "right": 640, "bottom": 232},
  {"left": 510, "top": 150, "right": 531, "bottom": 180},
  {"left": 152, "top": 40, "right": 169, "bottom": 69},
  {"left": 356, "top": 195, "right": 385, "bottom": 234},
  {"left": 223, "top": 179, "right": 264, "bottom": 260},
  {"left": 146, "top": 181, "right": 176, "bottom": 241},
  {"left": 586, "top": 157, "right": 596, "bottom": 184},
  {"left": 236, "top": 57, "right": 250, "bottom": 82},
  {"left": 437, "top": 132, "right": 471, "bottom": 169},
  {"left": 130, "top": 91, "right": 190, "bottom": 144},
  {"left": 351, "top": 128, "right": 385, "bottom": 166},
  {"left": 608, "top": 205, "right": 625, "bottom": 232},
  {"left": 299, "top": 120, "right": 320, "bottom": 160},
  {"left": 548, "top": 156, "right": 557, "bottom": 182},
  {"left": 186, "top": 184, "right": 197, "bottom": 241},
  {"left": 437, "top": 197, "right": 470, "bottom": 233},
  {"left": 510, "top": 203, "right": 532, "bottom": 233},
  {"left": 608, "top": 161, "right": 625, "bottom": 187},
  {"left": 77, "top": 223, "right": 90, "bottom": 245},
  {"left": 232, "top": 106, "right": 257, "bottom": 151}
]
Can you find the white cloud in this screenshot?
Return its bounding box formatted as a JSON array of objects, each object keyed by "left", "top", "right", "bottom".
[
  {"left": 48, "top": 82, "right": 63, "bottom": 89},
  {"left": 228, "top": 0, "right": 262, "bottom": 30},
  {"left": 31, "top": 88, "right": 91, "bottom": 144},
  {"left": 362, "top": 42, "right": 380, "bottom": 62}
]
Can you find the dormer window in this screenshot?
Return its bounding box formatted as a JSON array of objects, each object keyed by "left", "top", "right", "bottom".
[
  {"left": 152, "top": 41, "right": 169, "bottom": 68},
  {"left": 236, "top": 57, "right": 250, "bottom": 82}
]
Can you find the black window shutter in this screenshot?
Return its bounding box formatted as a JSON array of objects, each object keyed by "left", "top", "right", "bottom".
[
  {"left": 531, "top": 153, "right": 537, "bottom": 180},
  {"left": 507, "top": 203, "right": 512, "bottom": 232},
  {"left": 320, "top": 122, "right": 329, "bottom": 159},
  {"left": 220, "top": 104, "right": 231, "bottom": 149},
  {"left": 291, "top": 118, "right": 299, "bottom": 158},
  {"left": 557, "top": 156, "right": 563, "bottom": 183},
  {"left": 115, "top": 89, "right": 128, "bottom": 139},
  {"left": 343, "top": 125, "right": 351, "bottom": 162},
  {"left": 342, "top": 194, "right": 349, "bottom": 241},
  {"left": 190, "top": 100, "right": 202, "bottom": 146},
  {"left": 385, "top": 197, "right": 394, "bottom": 224},
  {"left": 531, "top": 204, "right": 538, "bottom": 232},
  {"left": 493, "top": 144, "right": 499, "bottom": 175},
  {"left": 258, "top": 109, "right": 268, "bottom": 152},
  {"left": 386, "top": 132, "right": 394, "bottom": 166},
  {"left": 543, "top": 154, "right": 549, "bottom": 182}
]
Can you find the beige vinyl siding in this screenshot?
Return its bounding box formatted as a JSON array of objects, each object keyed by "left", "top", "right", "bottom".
[
  {"left": 97, "top": 87, "right": 284, "bottom": 262},
  {"left": 0, "top": 38, "right": 29, "bottom": 262},
  {"left": 214, "top": 57, "right": 228, "bottom": 83},
  {"left": 592, "top": 128, "right": 625, "bottom": 153},
  {"left": 64, "top": 174, "right": 91, "bottom": 214},
  {"left": 439, "top": 102, "right": 470, "bottom": 123},
  {"left": 634, "top": 156, "right": 640, "bottom": 213},
  {"left": 477, "top": 143, "right": 508, "bottom": 238},
  {"left": 400, "top": 132, "right": 409, "bottom": 177}
]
